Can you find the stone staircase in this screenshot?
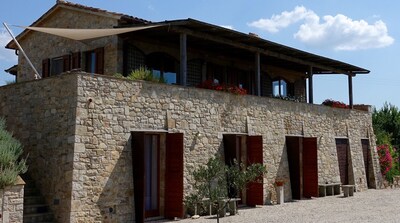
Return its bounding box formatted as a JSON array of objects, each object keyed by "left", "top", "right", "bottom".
[{"left": 22, "top": 175, "right": 54, "bottom": 223}]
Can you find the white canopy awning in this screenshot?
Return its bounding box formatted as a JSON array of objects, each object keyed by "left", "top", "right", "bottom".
[{"left": 18, "top": 25, "right": 162, "bottom": 41}]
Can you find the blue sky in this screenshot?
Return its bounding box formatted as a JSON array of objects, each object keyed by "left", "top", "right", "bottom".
[{"left": 1, "top": 0, "right": 399, "bottom": 108}]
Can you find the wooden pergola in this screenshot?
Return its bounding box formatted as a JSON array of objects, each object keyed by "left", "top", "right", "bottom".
[{"left": 121, "top": 19, "right": 370, "bottom": 108}]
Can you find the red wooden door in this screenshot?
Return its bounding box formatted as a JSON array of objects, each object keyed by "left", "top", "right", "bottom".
[
  {"left": 302, "top": 137, "right": 318, "bottom": 198},
  {"left": 286, "top": 136, "right": 301, "bottom": 199},
  {"left": 132, "top": 132, "right": 145, "bottom": 223},
  {"left": 165, "top": 133, "right": 184, "bottom": 219},
  {"left": 246, "top": 135, "right": 263, "bottom": 206},
  {"left": 336, "top": 139, "right": 349, "bottom": 185}
]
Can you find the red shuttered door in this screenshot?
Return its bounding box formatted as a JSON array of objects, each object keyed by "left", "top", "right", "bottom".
[
  {"left": 302, "top": 137, "right": 318, "bottom": 198},
  {"left": 165, "top": 133, "right": 184, "bottom": 219},
  {"left": 246, "top": 135, "right": 264, "bottom": 206}
]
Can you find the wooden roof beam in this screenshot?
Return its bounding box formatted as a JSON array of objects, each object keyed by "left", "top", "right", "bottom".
[{"left": 169, "top": 26, "right": 351, "bottom": 75}]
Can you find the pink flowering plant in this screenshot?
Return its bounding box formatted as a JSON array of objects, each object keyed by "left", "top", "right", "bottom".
[
  {"left": 377, "top": 144, "right": 400, "bottom": 183},
  {"left": 377, "top": 144, "right": 393, "bottom": 175}
]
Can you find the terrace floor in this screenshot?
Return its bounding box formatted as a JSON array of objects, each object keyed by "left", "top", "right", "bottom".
[{"left": 159, "top": 188, "right": 400, "bottom": 223}]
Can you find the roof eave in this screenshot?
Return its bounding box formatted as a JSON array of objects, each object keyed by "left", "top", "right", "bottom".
[{"left": 5, "top": 1, "right": 128, "bottom": 49}]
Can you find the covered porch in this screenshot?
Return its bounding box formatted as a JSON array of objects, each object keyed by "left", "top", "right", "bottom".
[{"left": 119, "top": 18, "right": 369, "bottom": 107}]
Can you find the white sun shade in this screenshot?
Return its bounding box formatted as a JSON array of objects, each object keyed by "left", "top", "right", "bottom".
[{"left": 18, "top": 25, "right": 162, "bottom": 41}]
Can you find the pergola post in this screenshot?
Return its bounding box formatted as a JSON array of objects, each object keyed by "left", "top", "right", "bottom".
[
  {"left": 348, "top": 73, "right": 354, "bottom": 109},
  {"left": 255, "top": 52, "right": 261, "bottom": 96},
  {"left": 180, "top": 33, "right": 187, "bottom": 86},
  {"left": 308, "top": 66, "right": 313, "bottom": 104}
]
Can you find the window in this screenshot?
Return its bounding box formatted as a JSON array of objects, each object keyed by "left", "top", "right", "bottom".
[
  {"left": 85, "top": 47, "right": 104, "bottom": 74},
  {"left": 50, "top": 57, "right": 64, "bottom": 76},
  {"left": 42, "top": 52, "right": 81, "bottom": 78},
  {"left": 146, "top": 52, "right": 178, "bottom": 84},
  {"left": 124, "top": 43, "right": 145, "bottom": 75},
  {"left": 272, "top": 79, "right": 288, "bottom": 97},
  {"left": 132, "top": 132, "right": 184, "bottom": 221},
  {"left": 144, "top": 134, "right": 160, "bottom": 217}
]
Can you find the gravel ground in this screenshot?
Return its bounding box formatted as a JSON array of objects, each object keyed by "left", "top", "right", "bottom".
[{"left": 162, "top": 189, "right": 400, "bottom": 223}]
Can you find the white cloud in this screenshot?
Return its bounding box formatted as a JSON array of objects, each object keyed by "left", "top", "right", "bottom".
[
  {"left": 0, "top": 28, "right": 17, "bottom": 63},
  {"left": 248, "top": 6, "right": 315, "bottom": 33},
  {"left": 248, "top": 6, "right": 394, "bottom": 51}
]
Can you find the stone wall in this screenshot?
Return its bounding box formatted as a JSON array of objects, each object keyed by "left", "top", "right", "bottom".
[
  {"left": 0, "top": 177, "right": 24, "bottom": 223},
  {"left": 17, "top": 6, "right": 121, "bottom": 82},
  {"left": 0, "top": 73, "right": 382, "bottom": 222},
  {"left": 72, "top": 73, "right": 380, "bottom": 222},
  {"left": 0, "top": 75, "right": 78, "bottom": 222}
]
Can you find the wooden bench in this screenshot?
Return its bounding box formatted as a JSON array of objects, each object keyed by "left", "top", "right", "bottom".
[
  {"left": 341, "top": 185, "right": 355, "bottom": 197},
  {"left": 318, "top": 183, "right": 341, "bottom": 197}
]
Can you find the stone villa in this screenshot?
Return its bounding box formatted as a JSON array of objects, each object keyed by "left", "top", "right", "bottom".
[{"left": 1, "top": 1, "right": 382, "bottom": 222}]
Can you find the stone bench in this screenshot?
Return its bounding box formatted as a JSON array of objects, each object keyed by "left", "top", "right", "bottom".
[
  {"left": 194, "top": 198, "right": 241, "bottom": 216},
  {"left": 318, "top": 183, "right": 341, "bottom": 197},
  {"left": 341, "top": 185, "right": 355, "bottom": 197}
]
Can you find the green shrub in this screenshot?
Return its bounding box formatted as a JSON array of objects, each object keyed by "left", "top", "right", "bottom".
[
  {"left": 127, "top": 67, "right": 165, "bottom": 83},
  {"left": 113, "top": 73, "right": 124, "bottom": 79},
  {"left": 113, "top": 67, "right": 165, "bottom": 83},
  {"left": 0, "top": 118, "right": 27, "bottom": 189}
]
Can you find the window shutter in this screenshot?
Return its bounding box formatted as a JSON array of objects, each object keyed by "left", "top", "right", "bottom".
[
  {"left": 132, "top": 132, "right": 145, "bottom": 223},
  {"left": 165, "top": 133, "right": 184, "bottom": 219},
  {"left": 246, "top": 135, "right": 264, "bottom": 206},
  {"left": 42, "top": 58, "right": 50, "bottom": 78},
  {"left": 95, "top": 47, "right": 104, "bottom": 74},
  {"left": 63, "top": 55, "right": 71, "bottom": 72},
  {"left": 71, "top": 52, "right": 81, "bottom": 69}
]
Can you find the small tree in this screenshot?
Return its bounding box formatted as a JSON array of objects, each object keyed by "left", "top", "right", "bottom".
[
  {"left": 187, "top": 156, "right": 266, "bottom": 222},
  {"left": 0, "top": 118, "right": 27, "bottom": 189}
]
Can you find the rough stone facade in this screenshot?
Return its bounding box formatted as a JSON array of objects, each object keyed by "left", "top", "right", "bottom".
[
  {"left": 0, "top": 73, "right": 382, "bottom": 222},
  {"left": 0, "top": 177, "right": 25, "bottom": 223},
  {"left": 16, "top": 6, "right": 122, "bottom": 82},
  {"left": 0, "top": 75, "right": 77, "bottom": 222}
]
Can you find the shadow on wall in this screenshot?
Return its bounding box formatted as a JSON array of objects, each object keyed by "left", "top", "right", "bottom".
[
  {"left": 98, "top": 135, "right": 134, "bottom": 223},
  {"left": 266, "top": 143, "right": 291, "bottom": 204}
]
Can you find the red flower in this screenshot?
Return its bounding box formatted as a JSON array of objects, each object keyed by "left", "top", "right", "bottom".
[{"left": 197, "top": 80, "right": 247, "bottom": 95}]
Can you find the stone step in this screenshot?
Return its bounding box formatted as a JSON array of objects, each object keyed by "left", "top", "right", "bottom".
[
  {"left": 23, "top": 212, "right": 54, "bottom": 223},
  {"left": 24, "top": 204, "right": 50, "bottom": 215},
  {"left": 22, "top": 174, "right": 55, "bottom": 223}
]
